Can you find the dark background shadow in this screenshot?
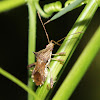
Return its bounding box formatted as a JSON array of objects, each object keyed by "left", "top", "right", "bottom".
[{"left": 0, "top": 0, "right": 100, "bottom": 100}]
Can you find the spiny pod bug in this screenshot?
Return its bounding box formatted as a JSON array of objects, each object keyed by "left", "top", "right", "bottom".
[
  {"left": 27, "top": 12, "right": 82, "bottom": 88},
  {"left": 27, "top": 11, "right": 66, "bottom": 88}
]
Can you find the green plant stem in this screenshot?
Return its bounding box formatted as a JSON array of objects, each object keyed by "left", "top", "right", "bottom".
[
  {"left": 96, "top": 0, "right": 100, "bottom": 6},
  {"left": 0, "top": 0, "right": 26, "bottom": 13},
  {"left": 0, "top": 68, "right": 40, "bottom": 100},
  {"left": 27, "top": 0, "right": 36, "bottom": 100},
  {"left": 36, "top": 0, "right": 98, "bottom": 99},
  {"left": 34, "top": 1, "right": 51, "bottom": 18},
  {"left": 53, "top": 25, "right": 100, "bottom": 100}
]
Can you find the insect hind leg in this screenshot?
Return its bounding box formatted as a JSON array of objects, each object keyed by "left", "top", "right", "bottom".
[
  {"left": 27, "top": 62, "right": 36, "bottom": 69},
  {"left": 51, "top": 58, "right": 65, "bottom": 64},
  {"left": 52, "top": 52, "right": 66, "bottom": 56}
]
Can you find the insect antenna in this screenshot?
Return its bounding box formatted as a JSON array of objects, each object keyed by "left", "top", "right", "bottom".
[
  {"left": 37, "top": 11, "right": 50, "bottom": 43},
  {"left": 51, "top": 40, "right": 61, "bottom": 46},
  {"left": 51, "top": 32, "right": 82, "bottom": 46},
  {"left": 56, "top": 32, "right": 82, "bottom": 43}
]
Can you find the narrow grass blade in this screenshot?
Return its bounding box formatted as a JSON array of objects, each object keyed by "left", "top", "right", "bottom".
[
  {"left": 49, "top": 0, "right": 84, "bottom": 22},
  {"left": 0, "top": 68, "right": 40, "bottom": 100},
  {"left": 53, "top": 25, "right": 100, "bottom": 100}
]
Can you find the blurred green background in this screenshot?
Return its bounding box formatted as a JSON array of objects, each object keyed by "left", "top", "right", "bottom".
[{"left": 0, "top": 0, "right": 100, "bottom": 100}]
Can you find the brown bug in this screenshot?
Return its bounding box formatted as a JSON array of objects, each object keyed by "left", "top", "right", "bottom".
[{"left": 27, "top": 12, "right": 65, "bottom": 88}]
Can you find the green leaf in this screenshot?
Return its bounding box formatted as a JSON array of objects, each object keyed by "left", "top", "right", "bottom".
[{"left": 50, "top": 0, "right": 84, "bottom": 21}]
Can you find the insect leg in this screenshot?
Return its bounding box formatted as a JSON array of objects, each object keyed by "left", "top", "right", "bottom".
[
  {"left": 27, "top": 62, "right": 36, "bottom": 69},
  {"left": 52, "top": 52, "right": 66, "bottom": 56},
  {"left": 51, "top": 58, "right": 64, "bottom": 64},
  {"left": 50, "top": 69, "right": 57, "bottom": 88},
  {"left": 50, "top": 76, "right": 54, "bottom": 88}
]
